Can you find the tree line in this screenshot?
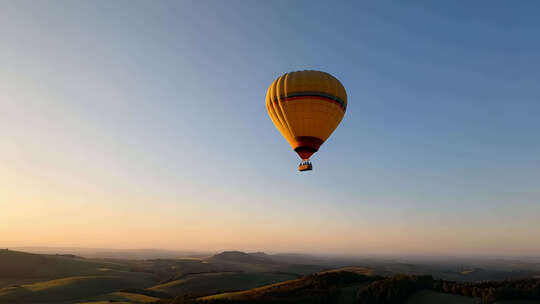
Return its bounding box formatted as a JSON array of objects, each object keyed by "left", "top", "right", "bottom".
[
  {"left": 432, "top": 278, "right": 540, "bottom": 303},
  {"left": 356, "top": 274, "right": 433, "bottom": 304},
  {"left": 159, "top": 272, "right": 540, "bottom": 304},
  {"left": 356, "top": 274, "right": 540, "bottom": 304}
]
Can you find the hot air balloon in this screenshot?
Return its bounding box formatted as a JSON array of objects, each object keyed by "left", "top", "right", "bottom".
[{"left": 266, "top": 70, "right": 347, "bottom": 171}]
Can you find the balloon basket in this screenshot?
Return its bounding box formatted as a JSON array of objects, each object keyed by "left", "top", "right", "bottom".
[{"left": 298, "top": 161, "right": 312, "bottom": 172}]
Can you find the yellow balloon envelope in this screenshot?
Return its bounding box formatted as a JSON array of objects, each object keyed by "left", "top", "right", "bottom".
[{"left": 266, "top": 70, "right": 347, "bottom": 171}]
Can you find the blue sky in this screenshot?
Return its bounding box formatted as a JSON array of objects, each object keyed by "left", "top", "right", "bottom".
[{"left": 1, "top": 1, "right": 539, "bottom": 255}]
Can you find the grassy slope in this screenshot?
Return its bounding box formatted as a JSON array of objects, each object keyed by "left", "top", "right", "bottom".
[
  {"left": 200, "top": 282, "right": 369, "bottom": 303},
  {"left": 146, "top": 252, "right": 324, "bottom": 298},
  {"left": 199, "top": 271, "right": 373, "bottom": 304},
  {"left": 80, "top": 291, "right": 159, "bottom": 303},
  {"left": 0, "top": 271, "right": 156, "bottom": 304},
  {"left": 0, "top": 250, "right": 133, "bottom": 287},
  {"left": 406, "top": 290, "right": 476, "bottom": 304},
  {"left": 149, "top": 272, "right": 296, "bottom": 297},
  {"left": 0, "top": 250, "right": 326, "bottom": 303},
  {"left": 196, "top": 278, "right": 299, "bottom": 301}
]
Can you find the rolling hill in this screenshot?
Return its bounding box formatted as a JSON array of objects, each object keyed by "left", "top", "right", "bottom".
[
  {"left": 208, "top": 252, "right": 276, "bottom": 265},
  {"left": 4, "top": 249, "right": 540, "bottom": 303},
  {"left": 197, "top": 270, "right": 377, "bottom": 303},
  {"left": 150, "top": 271, "right": 297, "bottom": 297},
  {"left": 0, "top": 250, "right": 326, "bottom": 303},
  {"left": 193, "top": 272, "right": 540, "bottom": 304},
  {"left": 203, "top": 251, "right": 326, "bottom": 275},
  {"left": 0, "top": 274, "right": 156, "bottom": 304},
  {"left": 0, "top": 250, "right": 158, "bottom": 303},
  {"left": 0, "top": 249, "right": 139, "bottom": 287}
]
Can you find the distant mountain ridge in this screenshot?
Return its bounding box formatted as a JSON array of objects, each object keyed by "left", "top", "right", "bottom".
[
  {"left": 208, "top": 251, "right": 325, "bottom": 266},
  {"left": 209, "top": 251, "right": 277, "bottom": 265},
  {"left": 12, "top": 246, "right": 209, "bottom": 260}
]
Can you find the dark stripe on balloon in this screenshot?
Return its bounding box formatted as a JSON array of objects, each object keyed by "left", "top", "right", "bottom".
[{"left": 273, "top": 92, "right": 346, "bottom": 111}]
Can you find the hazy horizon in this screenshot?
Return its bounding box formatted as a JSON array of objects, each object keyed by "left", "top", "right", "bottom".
[
  {"left": 9, "top": 246, "right": 540, "bottom": 260},
  {"left": 2, "top": 1, "right": 540, "bottom": 257}
]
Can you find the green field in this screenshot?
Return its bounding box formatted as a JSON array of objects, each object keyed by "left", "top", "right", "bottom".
[
  {"left": 78, "top": 291, "right": 160, "bottom": 303},
  {"left": 0, "top": 250, "right": 135, "bottom": 288},
  {"left": 1, "top": 250, "right": 324, "bottom": 303},
  {"left": 198, "top": 277, "right": 300, "bottom": 301},
  {"left": 199, "top": 271, "right": 374, "bottom": 304},
  {"left": 406, "top": 290, "right": 476, "bottom": 304},
  {"left": 150, "top": 271, "right": 296, "bottom": 297},
  {"left": 0, "top": 273, "right": 156, "bottom": 304}
]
